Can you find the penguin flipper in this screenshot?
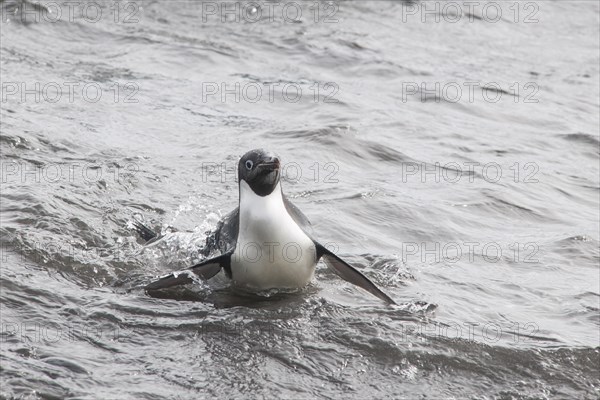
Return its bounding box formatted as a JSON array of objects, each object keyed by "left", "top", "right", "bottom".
[
  {"left": 144, "top": 253, "right": 228, "bottom": 291},
  {"left": 132, "top": 221, "right": 159, "bottom": 242},
  {"left": 317, "top": 244, "right": 396, "bottom": 305},
  {"left": 132, "top": 221, "right": 182, "bottom": 245}
]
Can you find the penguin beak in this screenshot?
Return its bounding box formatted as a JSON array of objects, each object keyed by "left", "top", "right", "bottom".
[{"left": 257, "top": 156, "right": 280, "bottom": 172}]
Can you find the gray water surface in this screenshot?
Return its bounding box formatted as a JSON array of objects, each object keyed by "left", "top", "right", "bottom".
[{"left": 1, "top": 1, "right": 599, "bottom": 398}]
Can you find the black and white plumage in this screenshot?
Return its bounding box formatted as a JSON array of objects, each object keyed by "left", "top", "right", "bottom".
[{"left": 139, "top": 149, "right": 395, "bottom": 304}]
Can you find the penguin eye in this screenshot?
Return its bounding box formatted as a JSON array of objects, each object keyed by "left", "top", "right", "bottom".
[{"left": 245, "top": 160, "right": 253, "bottom": 170}]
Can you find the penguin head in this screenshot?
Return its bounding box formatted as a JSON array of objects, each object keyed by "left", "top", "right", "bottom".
[{"left": 238, "top": 149, "right": 281, "bottom": 196}]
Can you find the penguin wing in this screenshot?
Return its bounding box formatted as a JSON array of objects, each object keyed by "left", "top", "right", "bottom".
[
  {"left": 144, "top": 253, "right": 229, "bottom": 291},
  {"left": 203, "top": 207, "right": 239, "bottom": 255},
  {"left": 132, "top": 221, "right": 160, "bottom": 243},
  {"left": 316, "top": 243, "right": 396, "bottom": 305}
]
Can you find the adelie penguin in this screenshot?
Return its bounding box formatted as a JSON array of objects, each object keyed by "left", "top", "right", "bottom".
[{"left": 136, "top": 149, "right": 396, "bottom": 305}]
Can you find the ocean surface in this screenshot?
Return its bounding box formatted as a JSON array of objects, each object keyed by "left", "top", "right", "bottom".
[{"left": 1, "top": 0, "right": 599, "bottom": 398}]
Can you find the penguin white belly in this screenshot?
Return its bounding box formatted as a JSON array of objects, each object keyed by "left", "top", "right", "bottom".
[{"left": 231, "top": 181, "right": 317, "bottom": 290}]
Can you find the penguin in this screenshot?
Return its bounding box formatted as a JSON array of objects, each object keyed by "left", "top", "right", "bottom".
[{"left": 139, "top": 149, "right": 395, "bottom": 304}]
